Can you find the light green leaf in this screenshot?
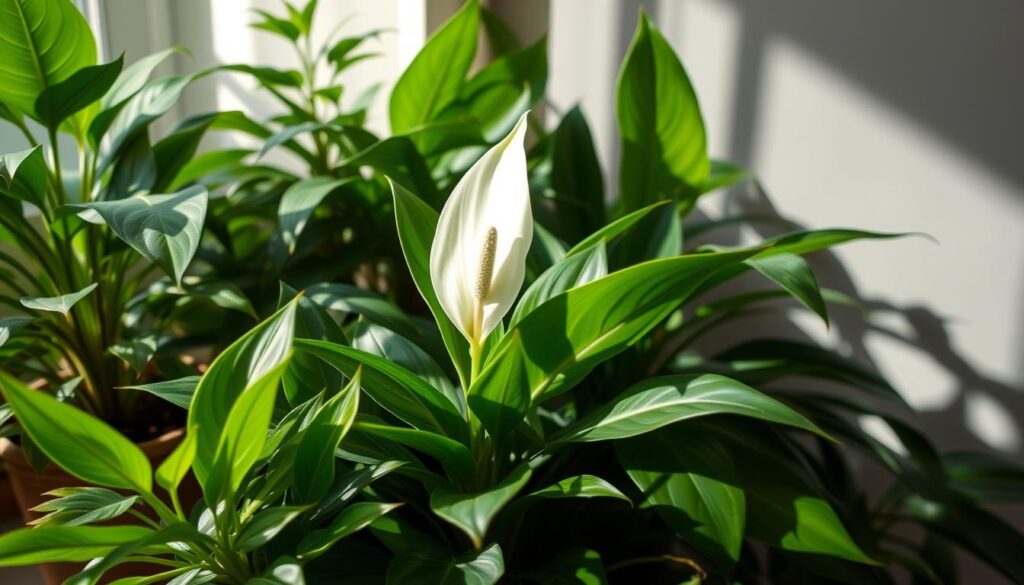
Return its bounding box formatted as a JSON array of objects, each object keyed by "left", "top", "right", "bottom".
[
  {"left": 75, "top": 186, "right": 208, "bottom": 285},
  {"left": 0, "top": 372, "right": 151, "bottom": 493},
  {"left": 100, "top": 47, "right": 188, "bottom": 111},
  {"left": 155, "top": 428, "right": 197, "bottom": 497},
  {"left": 294, "top": 369, "right": 361, "bottom": 503},
  {"left": 189, "top": 300, "right": 298, "bottom": 485},
  {"left": 97, "top": 75, "right": 193, "bottom": 170},
  {"left": 298, "top": 501, "right": 401, "bottom": 561},
  {"left": 278, "top": 177, "right": 352, "bottom": 253},
  {"left": 469, "top": 249, "right": 758, "bottom": 438},
  {"left": 66, "top": 523, "right": 201, "bottom": 585},
  {"left": 0, "top": 525, "right": 151, "bottom": 566},
  {"left": 30, "top": 487, "right": 139, "bottom": 527},
  {"left": 430, "top": 464, "right": 532, "bottom": 549},
  {"left": 0, "top": 0, "right": 97, "bottom": 118},
  {"left": 121, "top": 376, "right": 198, "bottom": 410},
  {"left": 387, "top": 543, "right": 504, "bottom": 585},
  {"left": 746, "top": 253, "right": 828, "bottom": 326},
  {"left": 528, "top": 475, "right": 630, "bottom": 503},
  {"left": 21, "top": 283, "right": 97, "bottom": 315},
  {"left": 617, "top": 13, "right": 707, "bottom": 210},
  {"left": 565, "top": 200, "right": 673, "bottom": 257},
  {"left": 555, "top": 373, "right": 825, "bottom": 443},
  {"left": 510, "top": 241, "right": 607, "bottom": 327},
  {"left": 617, "top": 426, "right": 745, "bottom": 574},
  {"left": 389, "top": 0, "right": 479, "bottom": 133}
]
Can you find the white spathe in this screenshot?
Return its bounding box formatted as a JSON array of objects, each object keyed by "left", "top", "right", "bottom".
[{"left": 430, "top": 113, "right": 533, "bottom": 344}]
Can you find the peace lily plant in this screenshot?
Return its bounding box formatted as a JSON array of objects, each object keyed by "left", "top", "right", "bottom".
[{"left": 0, "top": 1, "right": 1022, "bottom": 584}]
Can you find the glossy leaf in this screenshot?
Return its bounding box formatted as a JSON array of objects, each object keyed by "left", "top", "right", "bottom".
[
  {"left": 236, "top": 506, "right": 306, "bottom": 552},
  {"left": 387, "top": 543, "right": 504, "bottom": 585},
  {"left": 469, "top": 249, "right": 758, "bottom": 438},
  {"left": 75, "top": 186, "right": 208, "bottom": 285},
  {"left": 510, "top": 240, "right": 607, "bottom": 327},
  {"left": 617, "top": 13, "right": 707, "bottom": 210},
  {"left": 310, "top": 460, "right": 406, "bottom": 522},
  {"left": 352, "top": 420, "right": 474, "bottom": 485},
  {"left": 0, "top": 525, "right": 151, "bottom": 566},
  {"left": 0, "top": 372, "right": 151, "bottom": 492},
  {"left": 390, "top": 0, "right": 479, "bottom": 133},
  {"left": 430, "top": 464, "right": 532, "bottom": 549},
  {"left": 108, "top": 333, "right": 158, "bottom": 374},
  {"left": 746, "top": 253, "right": 828, "bottom": 326},
  {"left": 121, "top": 376, "right": 199, "bottom": 410},
  {"left": 155, "top": 428, "right": 197, "bottom": 496},
  {"left": 30, "top": 487, "right": 139, "bottom": 527},
  {"left": 298, "top": 502, "right": 401, "bottom": 561},
  {"left": 35, "top": 55, "right": 123, "bottom": 131},
  {"left": 555, "top": 374, "right": 824, "bottom": 443},
  {"left": 294, "top": 369, "right": 361, "bottom": 503},
  {"left": 295, "top": 339, "right": 467, "bottom": 442},
  {"left": 0, "top": 146, "right": 48, "bottom": 208},
  {"left": 189, "top": 300, "right": 298, "bottom": 484},
  {"left": 565, "top": 200, "right": 674, "bottom": 257},
  {"left": 21, "top": 283, "right": 97, "bottom": 315},
  {"left": 0, "top": 0, "right": 97, "bottom": 118}
]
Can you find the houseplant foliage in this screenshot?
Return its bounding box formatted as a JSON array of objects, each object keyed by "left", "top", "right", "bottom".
[
  {"left": 0, "top": 0, "right": 241, "bottom": 452},
  {"left": 0, "top": 2, "right": 1022, "bottom": 585}
]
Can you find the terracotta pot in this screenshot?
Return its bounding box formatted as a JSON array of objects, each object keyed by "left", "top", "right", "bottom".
[{"left": 0, "top": 428, "right": 199, "bottom": 584}]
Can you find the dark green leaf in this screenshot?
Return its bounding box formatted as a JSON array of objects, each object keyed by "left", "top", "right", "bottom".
[
  {"left": 387, "top": 543, "right": 504, "bottom": 585},
  {"left": 298, "top": 502, "right": 401, "bottom": 561},
  {"left": 746, "top": 253, "right": 828, "bottom": 326},
  {"left": 237, "top": 506, "right": 306, "bottom": 552},
  {"left": 551, "top": 106, "right": 605, "bottom": 242},
  {"left": 430, "top": 464, "right": 532, "bottom": 549},
  {"left": 294, "top": 370, "right": 361, "bottom": 503},
  {"left": 35, "top": 55, "right": 123, "bottom": 130}
]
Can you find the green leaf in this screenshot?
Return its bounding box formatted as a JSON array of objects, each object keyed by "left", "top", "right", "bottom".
[
  {"left": 298, "top": 501, "right": 401, "bottom": 561},
  {"left": 390, "top": 180, "right": 470, "bottom": 386},
  {"left": 279, "top": 282, "right": 345, "bottom": 406},
  {"left": 237, "top": 506, "right": 306, "bottom": 552},
  {"left": 204, "top": 358, "right": 290, "bottom": 504},
  {"left": 65, "top": 523, "right": 202, "bottom": 585},
  {"left": 746, "top": 253, "right": 829, "bottom": 326},
  {"left": 96, "top": 75, "right": 193, "bottom": 170},
  {"left": 294, "top": 369, "right": 361, "bottom": 503},
  {"left": 528, "top": 475, "right": 630, "bottom": 503},
  {"left": 278, "top": 177, "right": 352, "bottom": 253},
  {"left": 617, "top": 426, "right": 746, "bottom": 574},
  {"left": 430, "top": 464, "right": 532, "bottom": 549},
  {"left": 189, "top": 299, "right": 298, "bottom": 485},
  {"left": 469, "top": 249, "right": 758, "bottom": 438},
  {"left": 108, "top": 333, "right": 158, "bottom": 374},
  {"left": 100, "top": 47, "right": 188, "bottom": 112},
  {"left": 390, "top": 0, "right": 479, "bottom": 133},
  {"left": 616, "top": 13, "right": 707, "bottom": 210},
  {"left": 351, "top": 321, "right": 461, "bottom": 417},
  {"left": 387, "top": 543, "right": 504, "bottom": 585},
  {"left": 0, "top": 146, "right": 48, "bottom": 208},
  {"left": 0, "top": 372, "right": 152, "bottom": 492},
  {"left": 155, "top": 428, "right": 197, "bottom": 496},
  {"left": 510, "top": 241, "right": 607, "bottom": 327},
  {"left": 176, "top": 277, "right": 256, "bottom": 317},
  {"left": 551, "top": 106, "right": 605, "bottom": 242},
  {"left": 35, "top": 55, "right": 123, "bottom": 131},
  {"left": 305, "top": 283, "right": 430, "bottom": 351},
  {"left": 296, "top": 339, "right": 467, "bottom": 443},
  {"left": 555, "top": 373, "right": 825, "bottom": 443},
  {"left": 564, "top": 200, "right": 673, "bottom": 257},
  {"left": 310, "top": 460, "right": 406, "bottom": 522},
  {"left": 352, "top": 420, "right": 474, "bottom": 485},
  {"left": 30, "top": 487, "right": 139, "bottom": 527},
  {"left": 704, "top": 159, "right": 749, "bottom": 193},
  {"left": 943, "top": 452, "right": 1024, "bottom": 502},
  {"left": 21, "top": 283, "right": 97, "bottom": 315},
  {"left": 0, "top": 525, "right": 151, "bottom": 566},
  {"left": 345, "top": 137, "right": 438, "bottom": 206},
  {"left": 75, "top": 186, "right": 208, "bottom": 285},
  {"left": 120, "top": 376, "right": 199, "bottom": 410},
  {"left": 0, "top": 0, "right": 97, "bottom": 118}
]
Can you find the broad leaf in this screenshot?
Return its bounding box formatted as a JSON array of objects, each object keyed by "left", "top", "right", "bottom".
[
  {"left": 430, "top": 464, "right": 532, "bottom": 549},
  {"left": 21, "top": 283, "right": 97, "bottom": 315},
  {"left": 617, "top": 13, "right": 707, "bottom": 210},
  {"left": 30, "top": 487, "right": 139, "bottom": 527},
  {"left": 746, "top": 253, "right": 828, "bottom": 326},
  {"left": 0, "top": 525, "right": 151, "bottom": 566},
  {"left": 108, "top": 333, "right": 159, "bottom": 374},
  {"left": 469, "top": 249, "right": 758, "bottom": 438},
  {"left": 0, "top": 146, "right": 48, "bottom": 208},
  {"left": 237, "top": 506, "right": 306, "bottom": 552},
  {"left": 310, "top": 460, "right": 406, "bottom": 522},
  {"left": 35, "top": 55, "right": 123, "bottom": 131},
  {"left": 510, "top": 241, "right": 607, "bottom": 327},
  {"left": 278, "top": 177, "right": 352, "bottom": 253},
  {"left": 75, "top": 185, "right": 208, "bottom": 285},
  {"left": 189, "top": 300, "right": 298, "bottom": 484},
  {"left": 0, "top": 372, "right": 151, "bottom": 492},
  {"left": 352, "top": 420, "right": 474, "bottom": 485},
  {"left": 389, "top": 0, "right": 479, "bottom": 133},
  {"left": 551, "top": 106, "right": 605, "bottom": 242},
  {"left": 555, "top": 374, "right": 824, "bottom": 443},
  {"left": 155, "top": 428, "right": 197, "bottom": 497},
  {"left": 121, "top": 376, "right": 199, "bottom": 410}
]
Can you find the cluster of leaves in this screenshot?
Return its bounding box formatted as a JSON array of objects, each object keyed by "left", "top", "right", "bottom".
[{"left": 0, "top": 1, "right": 1021, "bottom": 585}]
